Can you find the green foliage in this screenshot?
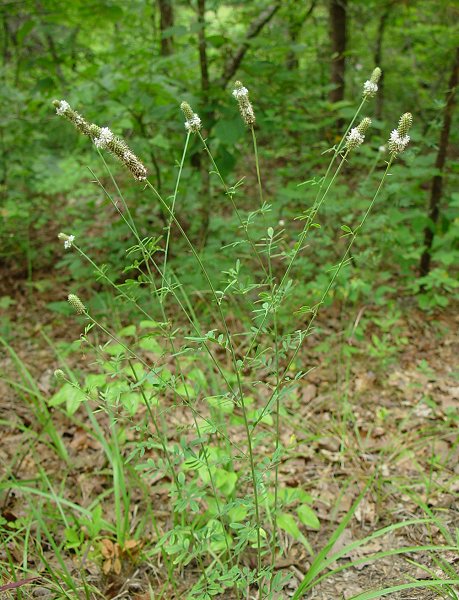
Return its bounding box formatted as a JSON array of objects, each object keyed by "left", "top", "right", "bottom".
[{"left": 0, "top": 1, "right": 458, "bottom": 598}]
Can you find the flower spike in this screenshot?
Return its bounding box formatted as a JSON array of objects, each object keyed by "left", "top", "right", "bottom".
[
  {"left": 388, "top": 113, "right": 413, "bottom": 155},
  {"left": 180, "top": 102, "right": 202, "bottom": 134},
  {"left": 232, "top": 81, "right": 256, "bottom": 126},
  {"left": 345, "top": 117, "right": 371, "bottom": 151},
  {"left": 363, "top": 67, "right": 382, "bottom": 98},
  {"left": 53, "top": 100, "right": 147, "bottom": 181}
]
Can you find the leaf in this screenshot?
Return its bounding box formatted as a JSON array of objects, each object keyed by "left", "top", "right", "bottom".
[
  {"left": 228, "top": 505, "right": 248, "bottom": 523},
  {"left": 139, "top": 320, "right": 164, "bottom": 329},
  {"left": 113, "top": 558, "right": 122, "bottom": 575},
  {"left": 214, "top": 119, "right": 245, "bottom": 146},
  {"left": 215, "top": 469, "right": 238, "bottom": 497},
  {"left": 350, "top": 580, "right": 459, "bottom": 600},
  {"left": 277, "top": 512, "right": 301, "bottom": 539},
  {"left": 120, "top": 392, "right": 141, "bottom": 415},
  {"left": 123, "top": 539, "right": 140, "bottom": 552},
  {"left": 206, "top": 395, "right": 234, "bottom": 414},
  {"left": 117, "top": 325, "right": 136, "bottom": 337},
  {"left": 103, "top": 559, "right": 112, "bottom": 575},
  {"left": 17, "top": 20, "right": 35, "bottom": 44},
  {"left": 103, "top": 342, "right": 125, "bottom": 356},
  {"left": 138, "top": 337, "right": 162, "bottom": 353},
  {"left": 49, "top": 383, "right": 86, "bottom": 416},
  {"left": 297, "top": 504, "right": 321, "bottom": 530},
  {"left": 85, "top": 373, "right": 107, "bottom": 389}
]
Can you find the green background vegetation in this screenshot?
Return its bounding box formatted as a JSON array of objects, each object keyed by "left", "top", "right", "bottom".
[
  {"left": 0, "top": 1, "right": 458, "bottom": 598},
  {"left": 1, "top": 0, "right": 458, "bottom": 314}
]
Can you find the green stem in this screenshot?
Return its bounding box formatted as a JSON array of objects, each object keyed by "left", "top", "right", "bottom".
[
  {"left": 239, "top": 97, "right": 368, "bottom": 370},
  {"left": 89, "top": 162, "right": 239, "bottom": 410},
  {"left": 251, "top": 126, "right": 264, "bottom": 210},
  {"left": 198, "top": 132, "right": 268, "bottom": 277},
  {"left": 162, "top": 133, "right": 191, "bottom": 299},
  {"left": 241, "top": 150, "right": 350, "bottom": 373},
  {"left": 145, "top": 177, "right": 264, "bottom": 575},
  {"left": 253, "top": 157, "right": 395, "bottom": 429}
]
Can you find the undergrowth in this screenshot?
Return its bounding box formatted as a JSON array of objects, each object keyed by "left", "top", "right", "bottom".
[{"left": 1, "top": 69, "right": 458, "bottom": 600}]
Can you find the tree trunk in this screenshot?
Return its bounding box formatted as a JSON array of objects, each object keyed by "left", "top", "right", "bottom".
[
  {"left": 196, "top": 0, "right": 210, "bottom": 246},
  {"left": 286, "top": 0, "right": 317, "bottom": 71},
  {"left": 419, "top": 47, "right": 459, "bottom": 278},
  {"left": 329, "top": 0, "right": 347, "bottom": 104},
  {"left": 219, "top": 2, "right": 280, "bottom": 88},
  {"left": 192, "top": 1, "right": 281, "bottom": 246},
  {"left": 158, "top": 0, "right": 174, "bottom": 56},
  {"left": 374, "top": 4, "right": 392, "bottom": 120},
  {"left": 197, "top": 0, "right": 209, "bottom": 92}
]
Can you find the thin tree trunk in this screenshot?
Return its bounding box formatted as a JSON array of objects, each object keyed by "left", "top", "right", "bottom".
[
  {"left": 196, "top": 0, "right": 210, "bottom": 246},
  {"left": 419, "top": 47, "right": 459, "bottom": 278},
  {"left": 286, "top": 0, "right": 317, "bottom": 70},
  {"left": 329, "top": 0, "right": 347, "bottom": 104},
  {"left": 2, "top": 14, "right": 10, "bottom": 66},
  {"left": 219, "top": 2, "right": 280, "bottom": 88},
  {"left": 374, "top": 4, "right": 392, "bottom": 120},
  {"left": 158, "top": 0, "right": 174, "bottom": 56},
  {"left": 197, "top": 0, "right": 209, "bottom": 92},
  {"left": 193, "top": 1, "right": 280, "bottom": 246}
]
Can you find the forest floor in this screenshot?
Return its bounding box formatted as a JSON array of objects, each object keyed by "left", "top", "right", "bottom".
[{"left": 0, "top": 264, "right": 458, "bottom": 599}]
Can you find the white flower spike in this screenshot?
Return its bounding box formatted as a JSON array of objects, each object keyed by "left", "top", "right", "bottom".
[
  {"left": 362, "top": 67, "right": 382, "bottom": 98},
  {"left": 58, "top": 232, "right": 75, "bottom": 250},
  {"left": 388, "top": 113, "right": 413, "bottom": 155},
  {"left": 180, "top": 102, "right": 202, "bottom": 134},
  {"left": 232, "top": 81, "right": 256, "bottom": 126},
  {"left": 345, "top": 117, "right": 371, "bottom": 151}
]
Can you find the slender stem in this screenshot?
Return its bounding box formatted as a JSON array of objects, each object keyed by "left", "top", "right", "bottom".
[
  {"left": 198, "top": 132, "right": 268, "bottom": 277},
  {"left": 251, "top": 126, "right": 264, "bottom": 209},
  {"left": 253, "top": 157, "right": 395, "bottom": 430},
  {"left": 145, "top": 178, "right": 264, "bottom": 575},
  {"left": 89, "top": 162, "right": 239, "bottom": 406},
  {"left": 162, "top": 133, "right": 190, "bottom": 299},
  {"left": 147, "top": 264, "right": 235, "bottom": 566},
  {"left": 241, "top": 150, "right": 350, "bottom": 373},
  {"left": 250, "top": 123, "right": 279, "bottom": 585},
  {"left": 81, "top": 312, "right": 244, "bottom": 456}
]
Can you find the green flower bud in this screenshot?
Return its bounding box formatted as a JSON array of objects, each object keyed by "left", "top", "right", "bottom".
[
  {"left": 357, "top": 117, "right": 372, "bottom": 135},
  {"left": 388, "top": 113, "right": 412, "bottom": 155},
  {"left": 397, "top": 113, "right": 413, "bottom": 138},
  {"left": 68, "top": 294, "right": 86, "bottom": 315},
  {"left": 370, "top": 67, "right": 382, "bottom": 84},
  {"left": 54, "top": 369, "right": 66, "bottom": 381}
]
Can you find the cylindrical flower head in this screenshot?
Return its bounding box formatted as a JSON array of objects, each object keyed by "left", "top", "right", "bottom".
[
  {"left": 363, "top": 67, "right": 382, "bottom": 98},
  {"left": 345, "top": 117, "right": 371, "bottom": 151},
  {"left": 180, "top": 102, "right": 202, "bottom": 134},
  {"left": 58, "top": 232, "right": 75, "bottom": 249},
  {"left": 232, "top": 81, "right": 256, "bottom": 126},
  {"left": 53, "top": 99, "right": 92, "bottom": 136},
  {"left": 68, "top": 294, "right": 86, "bottom": 315},
  {"left": 397, "top": 113, "right": 413, "bottom": 138},
  {"left": 388, "top": 112, "right": 412, "bottom": 155},
  {"left": 89, "top": 123, "right": 147, "bottom": 180},
  {"left": 53, "top": 102, "right": 147, "bottom": 181},
  {"left": 370, "top": 67, "right": 382, "bottom": 84},
  {"left": 357, "top": 117, "right": 371, "bottom": 135}
]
